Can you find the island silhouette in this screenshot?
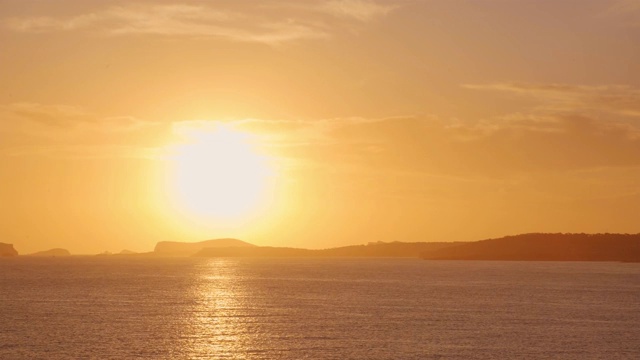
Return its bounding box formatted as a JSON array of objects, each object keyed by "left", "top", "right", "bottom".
[
  {"left": 147, "top": 233, "right": 640, "bottom": 262},
  {"left": 0, "top": 243, "right": 18, "bottom": 257},
  {"left": 420, "top": 233, "right": 640, "bottom": 262},
  {"left": 29, "top": 248, "right": 71, "bottom": 257},
  {"left": 154, "top": 238, "right": 256, "bottom": 256},
  {"left": 4, "top": 233, "right": 639, "bottom": 262}
]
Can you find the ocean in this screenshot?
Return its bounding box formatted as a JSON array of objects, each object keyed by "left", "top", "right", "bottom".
[{"left": 0, "top": 257, "right": 638, "bottom": 359}]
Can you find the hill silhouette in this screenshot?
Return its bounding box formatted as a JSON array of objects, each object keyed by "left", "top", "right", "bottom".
[
  {"left": 195, "top": 241, "right": 459, "bottom": 258},
  {"left": 0, "top": 243, "right": 18, "bottom": 257},
  {"left": 421, "top": 233, "right": 640, "bottom": 262},
  {"left": 321, "top": 241, "right": 459, "bottom": 257},
  {"left": 29, "top": 248, "right": 71, "bottom": 257},
  {"left": 196, "top": 246, "right": 312, "bottom": 257},
  {"left": 154, "top": 238, "right": 255, "bottom": 256}
]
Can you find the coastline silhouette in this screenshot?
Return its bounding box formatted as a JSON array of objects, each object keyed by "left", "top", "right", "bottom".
[{"left": 10, "top": 233, "right": 636, "bottom": 262}]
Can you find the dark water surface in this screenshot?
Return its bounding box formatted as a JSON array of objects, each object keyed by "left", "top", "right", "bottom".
[{"left": 1, "top": 257, "right": 638, "bottom": 359}]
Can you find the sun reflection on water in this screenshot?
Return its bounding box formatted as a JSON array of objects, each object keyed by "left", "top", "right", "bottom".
[{"left": 182, "top": 259, "right": 253, "bottom": 358}]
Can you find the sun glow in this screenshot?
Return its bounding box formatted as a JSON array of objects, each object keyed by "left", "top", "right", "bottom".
[{"left": 165, "top": 122, "right": 273, "bottom": 222}]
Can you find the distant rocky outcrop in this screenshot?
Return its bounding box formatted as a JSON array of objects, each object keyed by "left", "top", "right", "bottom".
[
  {"left": 118, "top": 249, "right": 137, "bottom": 255},
  {"left": 0, "top": 243, "right": 18, "bottom": 257},
  {"left": 421, "top": 233, "right": 640, "bottom": 262},
  {"left": 320, "top": 241, "right": 459, "bottom": 257},
  {"left": 29, "top": 248, "right": 71, "bottom": 257},
  {"left": 154, "top": 238, "right": 255, "bottom": 256},
  {"left": 195, "top": 246, "right": 313, "bottom": 258},
  {"left": 195, "top": 241, "right": 460, "bottom": 258}
]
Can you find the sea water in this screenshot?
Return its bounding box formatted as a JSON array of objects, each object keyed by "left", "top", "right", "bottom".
[{"left": 1, "top": 257, "right": 638, "bottom": 359}]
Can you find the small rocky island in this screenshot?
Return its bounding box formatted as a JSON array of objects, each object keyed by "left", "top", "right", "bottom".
[
  {"left": 154, "top": 238, "right": 255, "bottom": 256},
  {"left": 29, "top": 248, "right": 71, "bottom": 257},
  {"left": 0, "top": 243, "right": 18, "bottom": 257}
]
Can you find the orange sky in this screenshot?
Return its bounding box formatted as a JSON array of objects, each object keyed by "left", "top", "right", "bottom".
[{"left": 1, "top": 0, "right": 639, "bottom": 254}]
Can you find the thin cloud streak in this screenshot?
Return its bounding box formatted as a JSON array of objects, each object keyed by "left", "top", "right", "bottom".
[
  {"left": 605, "top": 0, "right": 640, "bottom": 26},
  {"left": 182, "top": 113, "right": 640, "bottom": 178},
  {"left": 3, "top": 1, "right": 399, "bottom": 44},
  {"left": 312, "top": 0, "right": 397, "bottom": 22},
  {"left": 3, "top": 4, "right": 327, "bottom": 44},
  {"left": 464, "top": 83, "right": 640, "bottom": 118},
  {"left": 0, "top": 103, "right": 154, "bottom": 133},
  {"left": 6, "top": 80, "right": 640, "bottom": 177},
  {"left": 0, "top": 103, "right": 159, "bottom": 158}
]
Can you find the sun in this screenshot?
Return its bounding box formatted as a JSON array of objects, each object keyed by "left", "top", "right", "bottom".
[{"left": 165, "top": 122, "right": 273, "bottom": 222}]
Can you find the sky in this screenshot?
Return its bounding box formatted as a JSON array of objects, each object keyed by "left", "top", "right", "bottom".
[{"left": 1, "top": 0, "right": 639, "bottom": 254}]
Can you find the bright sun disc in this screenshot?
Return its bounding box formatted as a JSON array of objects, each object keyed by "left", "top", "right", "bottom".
[{"left": 166, "top": 123, "right": 272, "bottom": 221}]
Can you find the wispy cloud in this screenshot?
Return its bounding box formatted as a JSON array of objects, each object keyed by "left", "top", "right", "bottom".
[
  {"left": 3, "top": 4, "right": 326, "bottom": 44},
  {"left": 173, "top": 111, "right": 640, "bottom": 179},
  {"left": 3, "top": 1, "right": 399, "bottom": 44},
  {"left": 315, "top": 0, "right": 397, "bottom": 22},
  {"left": 4, "top": 100, "right": 640, "bottom": 183},
  {"left": 0, "top": 103, "right": 158, "bottom": 158},
  {"left": 605, "top": 0, "right": 640, "bottom": 26},
  {"left": 463, "top": 83, "right": 640, "bottom": 118},
  {"left": 305, "top": 115, "right": 640, "bottom": 176},
  {"left": 0, "top": 103, "right": 153, "bottom": 133},
  {"left": 3, "top": 144, "right": 158, "bottom": 160},
  {"left": 5, "top": 4, "right": 233, "bottom": 33}
]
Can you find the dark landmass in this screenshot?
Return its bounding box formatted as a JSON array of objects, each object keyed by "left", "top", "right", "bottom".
[
  {"left": 16, "top": 233, "right": 639, "bottom": 261},
  {"left": 196, "top": 246, "right": 313, "bottom": 258},
  {"left": 29, "top": 248, "right": 71, "bottom": 257},
  {"left": 0, "top": 243, "right": 18, "bottom": 257},
  {"left": 421, "top": 233, "right": 640, "bottom": 262},
  {"left": 94, "top": 250, "right": 152, "bottom": 257},
  {"left": 194, "top": 241, "right": 459, "bottom": 258},
  {"left": 321, "top": 241, "right": 459, "bottom": 257},
  {"left": 154, "top": 238, "right": 255, "bottom": 256}
]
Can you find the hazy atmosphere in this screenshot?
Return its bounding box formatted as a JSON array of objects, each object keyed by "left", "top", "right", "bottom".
[{"left": 2, "top": 0, "right": 639, "bottom": 254}]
